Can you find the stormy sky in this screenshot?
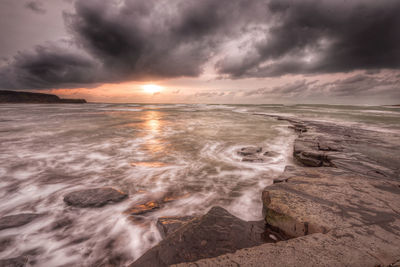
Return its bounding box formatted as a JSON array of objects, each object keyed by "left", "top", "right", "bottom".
[{"left": 0, "top": 0, "right": 399, "bottom": 104}]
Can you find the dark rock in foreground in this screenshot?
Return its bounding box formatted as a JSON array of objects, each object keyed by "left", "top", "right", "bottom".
[
  {"left": 64, "top": 188, "right": 128, "bottom": 208},
  {"left": 131, "top": 206, "right": 272, "bottom": 267},
  {"left": 0, "top": 90, "right": 86, "bottom": 104},
  {"left": 156, "top": 216, "right": 195, "bottom": 238},
  {"left": 0, "top": 214, "right": 42, "bottom": 231}
]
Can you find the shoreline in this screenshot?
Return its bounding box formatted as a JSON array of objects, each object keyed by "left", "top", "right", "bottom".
[{"left": 132, "top": 115, "right": 400, "bottom": 266}]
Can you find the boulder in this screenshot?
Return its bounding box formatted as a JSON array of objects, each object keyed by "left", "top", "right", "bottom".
[
  {"left": 156, "top": 216, "right": 195, "bottom": 238},
  {"left": 0, "top": 214, "right": 42, "bottom": 231},
  {"left": 63, "top": 188, "right": 128, "bottom": 208},
  {"left": 130, "top": 207, "right": 268, "bottom": 267}
]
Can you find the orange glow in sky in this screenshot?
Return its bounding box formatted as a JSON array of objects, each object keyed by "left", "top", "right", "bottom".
[{"left": 141, "top": 84, "right": 163, "bottom": 94}]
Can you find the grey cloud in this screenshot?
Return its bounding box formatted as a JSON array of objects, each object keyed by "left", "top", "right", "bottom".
[
  {"left": 2, "top": 0, "right": 264, "bottom": 89},
  {"left": 194, "top": 91, "right": 229, "bottom": 98},
  {"left": 0, "top": 44, "right": 101, "bottom": 89},
  {"left": 217, "top": 0, "right": 400, "bottom": 78},
  {"left": 1, "top": 0, "right": 400, "bottom": 90},
  {"left": 64, "top": 0, "right": 264, "bottom": 80},
  {"left": 244, "top": 72, "right": 400, "bottom": 99},
  {"left": 323, "top": 73, "right": 400, "bottom": 97},
  {"left": 244, "top": 80, "right": 318, "bottom": 97},
  {"left": 25, "top": 1, "right": 46, "bottom": 14}
]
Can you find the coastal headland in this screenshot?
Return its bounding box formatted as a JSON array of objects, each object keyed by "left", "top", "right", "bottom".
[{"left": 0, "top": 90, "right": 86, "bottom": 104}]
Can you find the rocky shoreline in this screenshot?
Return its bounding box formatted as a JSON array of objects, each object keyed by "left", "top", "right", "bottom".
[
  {"left": 131, "top": 115, "right": 400, "bottom": 266},
  {"left": 172, "top": 115, "right": 400, "bottom": 267},
  {"left": 0, "top": 115, "right": 399, "bottom": 266}
]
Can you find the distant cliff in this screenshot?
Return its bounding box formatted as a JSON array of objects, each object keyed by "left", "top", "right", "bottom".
[{"left": 0, "top": 90, "right": 86, "bottom": 104}]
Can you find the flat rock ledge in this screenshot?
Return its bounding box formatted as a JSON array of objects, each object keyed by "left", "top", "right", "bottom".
[
  {"left": 174, "top": 116, "right": 400, "bottom": 267},
  {"left": 63, "top": 187, "right": 128, "bottom": 208},
  {"left": 131, "top": 206, "right": 287, "bottom": 267}
]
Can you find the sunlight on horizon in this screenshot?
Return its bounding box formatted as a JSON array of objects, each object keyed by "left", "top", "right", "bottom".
[{"left": 142, "top": 84, "right": 163, "bottom": 94}]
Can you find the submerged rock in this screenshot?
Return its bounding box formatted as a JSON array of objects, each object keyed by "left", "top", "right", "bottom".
[
  {"left": 50, "top": 217, "right": 74, "bottom": 230},
  {"left": 0, "top": 236, "right": 14, "bottom": 252},
  {"left": 131, "top": 206, "right": 269, "bottom": 267},
  {"left": 242, "top": 156, "right": 265, "bottom": 163},
  {"left": 0, "top": 213, "right": 42, "bottom": 231},
  {"left": 0, "top": 256, "right": 27, "bottom": 267},
  {"left": 63, "top": 188, "right": 128, "bottom": 208},
  {"left": 125, "top": 201, "right": 161, "bottom": 216},
  {"left": 237, "top": 146, "right": 262, "bottom": 156},
  {"left": 263, "top": 151, "right": 279, "bottom": 157},
  {"left": 288, "top": 123, "right": 308, "bottom": 133},
  {"left": 124, "top": 192, "right": 191, "bottom": 224}
]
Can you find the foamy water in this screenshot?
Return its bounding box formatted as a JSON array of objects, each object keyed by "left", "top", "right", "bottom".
[
  {"left": 0, "top": 103, "right": 399, "bottom": 266},
  {"left": 0, "top": 103, "right": 295, "bottom": 266}
]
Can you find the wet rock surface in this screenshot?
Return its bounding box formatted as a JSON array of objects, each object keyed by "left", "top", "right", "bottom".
[
  {"left": 63, "top": 187, "right": 128, "bottom": 208},
  {"left": 0, "top": 213, "right": 42, "bottom": 231},
  {"left": 237, "top": 146, "right": 279, "bottom": 163},
  {"left": 242, "top": 156, "right": 265, "bottom": 162},
  {"left": 131, "top": 206, "right": 285, "bottom": 267},
  {"left": 175, "top": 116, "right": 400, "bottom": 267},
  {"left": 237, "top": 146, "right": 262, "bottom": 156},
  {"left": 156, "top": 216, "right": 195, "bottom": 238},
  {"left": 124, "top": 192, "right": 191, "bottom": 225}
]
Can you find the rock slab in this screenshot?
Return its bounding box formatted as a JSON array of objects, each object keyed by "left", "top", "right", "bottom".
[
  {"left": 63, "top": 188, "right": 128, "bottom": 208},
  {"left": 131, "top": 206, "right": 268, "bottom": 267},
  {"left": 156, "top": 216, "right": 195, "bottom": 238}
]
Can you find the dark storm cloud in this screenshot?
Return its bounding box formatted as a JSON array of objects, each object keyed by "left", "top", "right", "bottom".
[
  {"left": 217, "top": 0, "right": 400, "bottom": 77},
  {"left": 0, "top": 44, "right": 101, "bottom": 89},
  {"left": 1, "top": 0, "right": 265, "bottom": 89},
  {"left": 25, "top": 1, "right": 47, "bottom": 14},
  {"left": 0, "top": 0, "right": 399, "bottom": 90},
  {"left": 63, "top": 0, "right": 264, "bottom": 80}
]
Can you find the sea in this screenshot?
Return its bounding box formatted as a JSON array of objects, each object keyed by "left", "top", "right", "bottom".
[{"left": 0, "top": 103, "right": 399, "bottom": 265}]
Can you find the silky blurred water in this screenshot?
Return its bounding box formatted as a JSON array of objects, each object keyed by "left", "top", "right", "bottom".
[{"left": 0, "top": 103, "right": 399, "bottom": 266}]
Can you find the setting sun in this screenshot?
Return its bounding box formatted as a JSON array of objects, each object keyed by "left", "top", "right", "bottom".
[{"left": 142, "top": 84, "right": 162, "bottom": 94}]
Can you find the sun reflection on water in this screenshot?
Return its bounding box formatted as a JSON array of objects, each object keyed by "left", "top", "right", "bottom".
[{"left": 141, "top": 110, "right": 166, "bottom": 156}]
